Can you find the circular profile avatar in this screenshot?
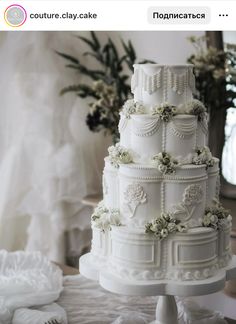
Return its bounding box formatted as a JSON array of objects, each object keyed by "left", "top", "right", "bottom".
[{"left": 4, "top": 4, "right": 27, "bottom": 27}]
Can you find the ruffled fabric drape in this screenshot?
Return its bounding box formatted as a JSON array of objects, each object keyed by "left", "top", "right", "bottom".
[
  {"left": 0, "top": 32, "right": 111, "bottom": 262},
  {"left": 0, "top": 250, "right": 65, "bottom": 324}
]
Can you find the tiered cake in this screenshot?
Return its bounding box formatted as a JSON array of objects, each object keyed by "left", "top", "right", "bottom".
[{"left": 87, "top": 64, "right": 232, "bottom": 283}]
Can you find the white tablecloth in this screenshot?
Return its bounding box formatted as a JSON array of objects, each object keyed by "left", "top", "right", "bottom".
[{"left": 57, "top": 275, "right": 234, "bottom": 324}]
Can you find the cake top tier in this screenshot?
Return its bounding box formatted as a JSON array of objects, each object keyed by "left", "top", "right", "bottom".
[{"left": 131, "top": 64, "right": 195, "bottom": 107}]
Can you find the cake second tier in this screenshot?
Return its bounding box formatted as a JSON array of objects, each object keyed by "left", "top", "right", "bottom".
[{"left": 119, "top": 113, "right": 208, "bottom": 163}]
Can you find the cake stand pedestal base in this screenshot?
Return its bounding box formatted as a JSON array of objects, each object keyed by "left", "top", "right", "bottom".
[
  {"left": 150, "top": 296, "right": 178, "bottom": 324},
  {"left": 79, "top": 252, "right": 101, "bottom": 281}
]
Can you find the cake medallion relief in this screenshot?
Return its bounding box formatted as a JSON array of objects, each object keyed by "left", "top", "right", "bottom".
[
  {"left": 171, "top": 184, "right": 203, "bottom": 222},
  {"left": 123, "top": 183, "right": 147, "bottom": 218}
]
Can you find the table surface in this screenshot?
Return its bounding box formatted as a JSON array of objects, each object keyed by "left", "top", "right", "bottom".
[
  {"left": 56, "top": 263, "right": 236, "bottom": 324},
  {"left": 82, "top": 194, "right": 102, "bottom": 208},
  {"left": 55, "top": 262, "right": 80, "bottom": 276}
]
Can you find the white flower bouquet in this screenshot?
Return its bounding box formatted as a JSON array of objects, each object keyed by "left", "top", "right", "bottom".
[
  {"left": 145, "top": 212, "right": 187, "bottom": 240},
  {"left": 91, "top": 201, "right": 121, "bottom": 232},
  {"left": 192, "top": 146, "right": 214, "bottom": 169},
  {"left": 151, "top": 152, "right": 178, "bottom": 174},
  {"left": 151, "top": 102, "right": 177, "bottom": 122},
  {"left": 121, "top": 99, "right": 145, "bottom": 118},
  {"left": 186, "top": 99, "right": 207, "bottom": 121},
  {"left": 108, "top": 143, "right": 133, "bottom": 168},
  {"left": 201, "top": 200, "right": 232, "bottom": 230}
]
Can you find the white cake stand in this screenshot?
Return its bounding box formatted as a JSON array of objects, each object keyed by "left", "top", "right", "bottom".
[{"left": 80, "top": 253, "right": 236, "bottom": 324}]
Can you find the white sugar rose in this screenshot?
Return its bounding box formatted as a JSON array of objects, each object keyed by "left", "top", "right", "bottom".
[
  {"left": 150, "top": 223, "right": 160, "bottom": 232},
  {"left": 177, "top": 224, "right": 187, "bottom": 233},
  {"left": 108, "top": 144, "right": 133, "bottom": 168},
  {"left": 151, "top": 152, "right": 178, "bottom": 175},
  {"left": 167, "top": 223, "right": 177, "bottom": 233},
  {"left": 158, "top": 164, "right": 168, "bottom": 174},
  {"left": 145, "top": 212, "right": 187, "bottom": 240},
  {"left": 151, "top": 103, "right": 176, "bottom": 122},
  {"left": 186, "top": 99, "right": 207, "bottom": 121},
  {"left": 161, "top": 229, "right": 169, "bottom": 238},
  {"left": 91, "top": 201, "right": 121, "bottom": 232},
  {"left": 201, "top": 200, "right": 231, "bottom": 231},
  {"left": 122, "top": 99, "right": 144, "bottom": 118}
]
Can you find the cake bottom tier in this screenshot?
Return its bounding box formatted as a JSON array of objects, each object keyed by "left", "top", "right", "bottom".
[{"left": 91, "top": 225, "right": 231, "bottom": 282}]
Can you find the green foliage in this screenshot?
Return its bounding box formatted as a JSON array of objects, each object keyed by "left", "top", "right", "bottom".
[
  {"left": 187, "top": 36, "right": 236, "bottom": 118},
  {"left": 57, "top": 32, "right": 155, "bottom": 142}
]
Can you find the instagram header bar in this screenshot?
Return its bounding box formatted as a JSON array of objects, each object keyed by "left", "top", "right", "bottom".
[{"left": 0, "top": 1, "right": 235, "bottom": 30}]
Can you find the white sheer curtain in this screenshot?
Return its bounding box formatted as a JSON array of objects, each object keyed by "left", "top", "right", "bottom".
[
  {"left": 0, "top": 32, "right": 111, "bottom": 262},
  {"left": 222, "top": 108, "right": 236, "bottom": 185}
]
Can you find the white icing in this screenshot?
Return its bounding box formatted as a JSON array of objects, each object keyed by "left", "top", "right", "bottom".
[
  {"left": 217, "top": 222, "right": 231, "bottom": 258},
  {"left": 90, "top": 64, "right": 231, "bottom": 284},
  {"left": 123, "top": 183, "right": 147, "bottom": 219},
  {"left": 119, "top": 165, "right": 161, "bottom": 227},
  {"left": 107, "top": 226, "right": 225, "bottom": 281},
  {"left": 119, "top": 163, "right": 207, "bottom": 227},
  {"left": 131, "top": 115, "right": 161, "bottom": 137},
  {"left": 119, "top": 113, "right": 131, "bottom": 148},
  {"left": 166, "top": 115, "right": 198, "bottom": 157},
  {"left": 171, "top": 184, "right": 204, "bottom": 222},
  {"left": 91, "top": 226, "right": 110, "bottom": 259},
  {"left": 131, "top": 115, "right": 162, "bottom": 162},
  {"left": 103, "top": 158, "right": 119, "bottom": 209},
  {"left": 206, "top": 158, "right": 219, "bottom": 205},
  {"left": 143, "top": 68, "right": 162, "bottom": 94},
  {"left": 130, "top": 114, "right": 206, "bottom": 163},
  {"left": 132, "top": 64, "right": 194, "bottom": 107},
  {"left": 169, "top": 116, "right": 197, "bottom": 138},
  {"left": 168, "top": 67, "right": 188, "bottom": 95},
  {"left": 102, "top": 175, "right": 108, "bottom": 196}
]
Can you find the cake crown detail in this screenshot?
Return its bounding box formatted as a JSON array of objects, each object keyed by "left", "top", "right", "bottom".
[{"left": 131, "top": 64, "right": 195, "bottom": 106}]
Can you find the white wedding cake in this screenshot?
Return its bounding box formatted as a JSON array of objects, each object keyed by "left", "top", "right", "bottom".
[{"left": 84, "top": 64, "right": 232, "bottom": 284}]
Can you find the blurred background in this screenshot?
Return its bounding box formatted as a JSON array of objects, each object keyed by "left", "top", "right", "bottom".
[{"left": 0, "top": 31, "right": 235, "bottom": 267}]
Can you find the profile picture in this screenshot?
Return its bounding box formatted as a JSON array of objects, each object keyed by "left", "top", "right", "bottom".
[{"left": 4, "top": 4, "right": 27, "bottom": 27}]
